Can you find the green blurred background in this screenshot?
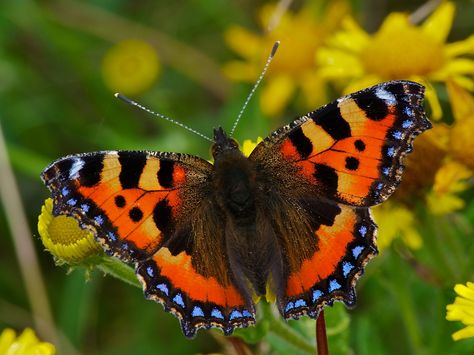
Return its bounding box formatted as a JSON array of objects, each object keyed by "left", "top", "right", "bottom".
[{"left": 1, "top": 0, "right": 473, "bottom": 354}]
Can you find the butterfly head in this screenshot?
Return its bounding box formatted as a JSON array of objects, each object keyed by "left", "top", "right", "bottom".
[{"left": 212, "top": 127, "right": 240, "bottom": 159}]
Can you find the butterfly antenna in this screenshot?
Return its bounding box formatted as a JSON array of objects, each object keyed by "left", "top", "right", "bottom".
[
  {"left": 114, "top": 93, "right": 214, "bottom": 143},
  {"left": 229, "top": 41, "right": 280, "bottom": 137}
]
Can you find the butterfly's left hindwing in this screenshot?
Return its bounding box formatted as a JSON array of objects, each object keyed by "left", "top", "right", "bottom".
[{"left": 41, "top": 151, "right": 256, "bottom": 337}]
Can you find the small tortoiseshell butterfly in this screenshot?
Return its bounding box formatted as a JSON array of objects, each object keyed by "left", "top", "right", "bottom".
[{"left": 41, "top": 80, "right": 431, "bottom": 338}]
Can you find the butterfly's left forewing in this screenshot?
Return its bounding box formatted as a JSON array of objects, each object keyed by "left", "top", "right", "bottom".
[
  {"left": 42, "top": 151, "right": 255, "bottom": 337},
  {"left": 250, "top": 80, "right": 430, "bottom": 319}
]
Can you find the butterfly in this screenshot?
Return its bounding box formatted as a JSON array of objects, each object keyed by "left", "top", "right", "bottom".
[{"left": 41, "top": 80, "right": 431, "bottom": 338}]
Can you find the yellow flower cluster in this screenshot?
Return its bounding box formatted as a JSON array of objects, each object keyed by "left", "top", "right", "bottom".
[
  {"left": 224, "top": 1, "right": 347, "bottom": 116},
  {"left": 317, "top": 2, "right": 474, "bottom": 120},
  {"left": 0, "top": 328, "right": 55, "bottom": 355},
  {"left": 446, "top": 281, "right": 474, "bottom": 341}
]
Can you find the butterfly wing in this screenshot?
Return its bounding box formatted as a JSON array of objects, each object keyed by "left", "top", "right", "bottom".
[
  {"left": 249, "top": 80, "right": 430, "bottom": 318},
  {"left": 42, "top": 151, "right": 255, "bottom": 337}
]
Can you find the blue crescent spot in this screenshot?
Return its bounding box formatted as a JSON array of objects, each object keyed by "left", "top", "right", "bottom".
[
  {"left": 359, "top": 225, "right": 367, "bottom": 237},
  {"left": 285, "top": 302, "right": 295, "bottom": 312},
  {"left": 121, "top": 243, "right": 129, "bottom": 250},
  {"left": 107, "top": 232, "right": 117, "bottom": 242},
  {"left": 61, "top": 187, "right": 70, "bottom": 196},
  {"left": 294, "top": 299, "right": 307, "bottom": 308},
  {"left": 376, "top": 182, "right": 384, "bottom": 190},
  {"left": 403, "top": 107, "right": 414, "bottom": 118},
  {"left": 312, "top": 290, "right": 323, "bottom": 302},
  {"left": 211, "top": 308, "right": 224, "bottom": 319},
  {"left": 229, "top": 310, "right": 243, "bottom": 320},
  {"left": 352, "top": 246, "right": 364, "bottom": 259},
  {"left": 192, "top": 306, "right": 204, "bottom": 318},
  {"left": 80, "top": 203, "right": 90, "bottom": 213},
  {"left": 382, "top": 167, "right": 390, "bottom": 176},
  {"left": 342, "top": 261, "right": 354, "bottom": 278},
  {"left": 66, "top": 198, "right": 77, "bottom": 206},
  {"left": 242, "top": 310, "right": 252, "bottom": 318},
  {"left": 392, "top": 131, "right": 402, "bottom": 140},
  {"left": 146, "top": 266, "right": 154, "bottom": 277},
  {"left": 94, "top": 215, "right": 104, "bottom": 225},
  {"left": 387, "top": 147, "right": 395, "bottom": 157},
  {"left": 156, "top": 283, "right": 169, "bottom": 296},
  {"left": 329, "top": 279, "right": 341, "bottom": 292},
  {"left": 173, "top": 293, "right": 185, "bottom": 308}
]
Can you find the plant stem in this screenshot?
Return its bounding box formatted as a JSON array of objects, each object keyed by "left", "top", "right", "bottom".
[
  {"left": 96, "top": 256, "right": 141, "bottom": 288},
  {"left": 316, "top": 310, "right": 329, "bottom": 355},
  {"left": 261, "top": 302, "right": 316, "bottom": 353}
]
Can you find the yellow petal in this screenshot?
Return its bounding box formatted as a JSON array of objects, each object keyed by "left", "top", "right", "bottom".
[
  {"left": 452, "top": 325, "right": 474, "bottom": 341},
  {"left": 445, "top": 35, "right": 474, "bottom": 57},
  {"left": 299, "top": 71, "right": 328, "bottom": 110},
  {"left": 446, "top": 80, "right": 474, "bottom": 122},
  {"left": 439, "top": 58, "right": 474, "bottom": 76},
  {"left": 326, "top": 16, "right": 369, "bottom": 52},
  {"left": 259, "top": 75, "right": 295, "bottom": 116},
  {"left": 455, "top": 283, "right": 474, "bottom": 300},
  {"left": 316, "top": 48, "right": 364, "bottom": 79},
  {"left": 221, "top": 61, "right": 258, "bottom": 82},
  {"left": 451, "top": 76, "right": 474, "bottom": 91},
  {"left": 427, "top": 191, "right": 465, "bottom": 215},
  {"left": 432, "top": 160, "right": 471, "bottom": 194},
  {"left": 423, "top": 83, "right": 443, "bottom": 120},
  {"left": 224, "top": 26, "right": 262, "bottom": 60},
  {"left": 0, "top": 329, "right": 15, "bottom": 354},
  {"left": 342, "top": 75, "right": 381, "bottom": 95},
  {"left": 421, "top": 1, "right": 455, "bottom": 44}
]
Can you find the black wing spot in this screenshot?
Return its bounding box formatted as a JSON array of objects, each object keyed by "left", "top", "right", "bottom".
[
  {"left": 129, "top": 207, "right": 143, "bottom": 222},
  {"left": 354, "top": 139, "right": 366, "bottom": 152},
  {"left": 345, "top": 157, "right": 359, "bottom": 171},
  {"left": 115, "top": 195, "right": 126, "bottom": 208}
]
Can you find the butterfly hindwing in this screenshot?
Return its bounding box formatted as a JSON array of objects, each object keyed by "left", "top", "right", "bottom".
[{"left": 41, "top": 150, "right": 255, "bottom": 337}]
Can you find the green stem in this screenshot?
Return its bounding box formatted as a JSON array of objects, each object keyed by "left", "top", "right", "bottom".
[
  {"left": 261, "top": 302, "right": 316, "bottom": 354},
  {"left": 96, "top": 256, "right": 141, "bottom": 288}
]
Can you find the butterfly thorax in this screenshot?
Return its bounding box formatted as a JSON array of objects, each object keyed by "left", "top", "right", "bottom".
[{"left": 212, "top": 127, "right": 256, "bottom": 221}]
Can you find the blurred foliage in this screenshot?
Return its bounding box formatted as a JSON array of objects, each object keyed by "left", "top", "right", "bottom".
[{"left": 1, "top": 0, "right": 474, "bottom": 354}]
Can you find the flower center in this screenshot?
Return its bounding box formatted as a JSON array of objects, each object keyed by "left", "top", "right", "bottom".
[
  {"left": 361, "top": 22, "right": 445, "bottom": 79},
  {"left": 48, "top": 215, "right": 91, "bottom": 245}
]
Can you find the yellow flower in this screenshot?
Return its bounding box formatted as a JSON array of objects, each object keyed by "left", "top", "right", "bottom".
[
  {"left": 224, "top": 1, "right": 347, "bottom": 116},
  {"left": 241, "top": 137, "right": 263, "bottom": 157},
  {"left": 38, "top": 198, "right": 103, "bottom": 265},
  {"left": 447, "top": 80, "right": 474, "bottom": 169},
  {"left": 446, "top": 281, "right": 474, "bottom": 341},
  {"left": 102, "top": 39, "right": 160, "bottom": 95},
  {"left": 318, "top": 2, "right": 474, "bottom": 119},
  {"left": 426, "top": 160, "right": 471, "bottom": 215},
  {"left": 372, "top": 202, "right": 422, "bottom": 251},
  {"left": 0, "top": 328, "right": 55, "bottom": 355}
]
